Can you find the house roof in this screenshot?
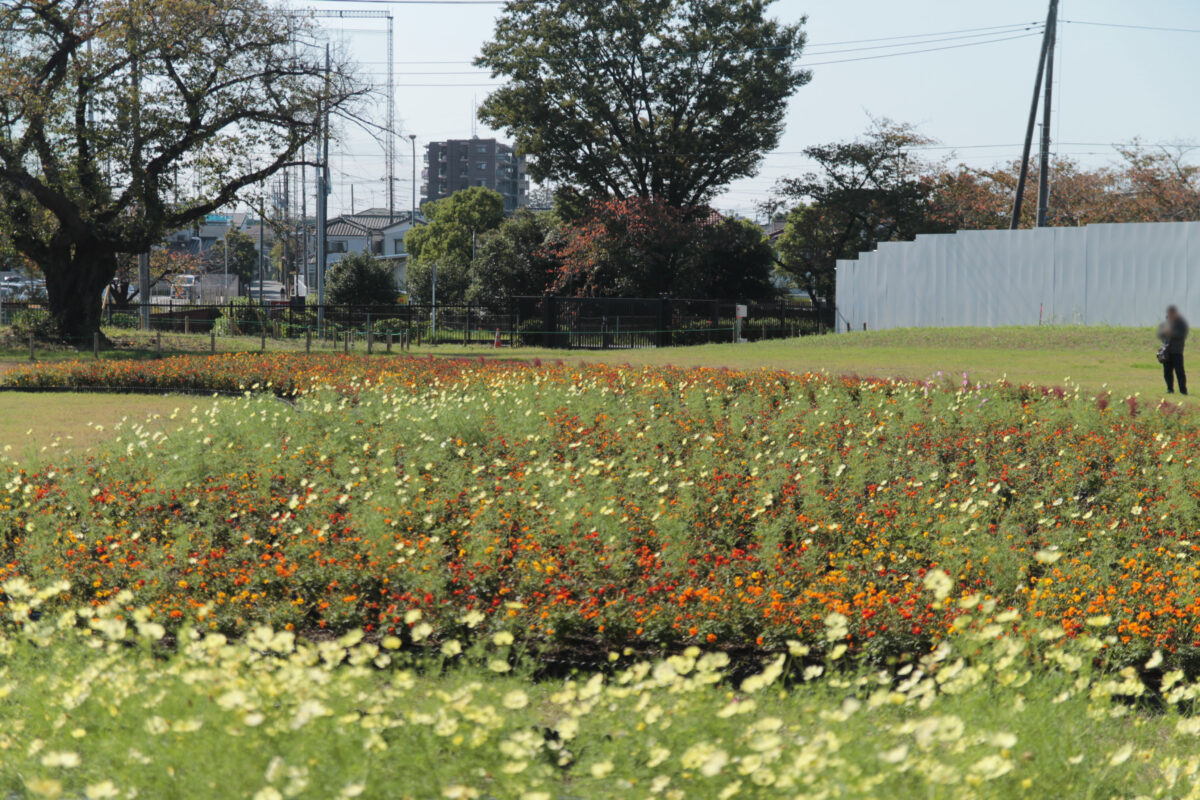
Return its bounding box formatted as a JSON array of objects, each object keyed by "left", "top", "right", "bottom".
[
  {"left": 327, "top": 210, "right": 419, "bottom": 237},
  {"left": 327, "top": 221, "right": 373, "bottom": 238}
]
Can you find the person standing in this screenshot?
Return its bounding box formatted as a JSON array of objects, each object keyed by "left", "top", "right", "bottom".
[{"left": 1159, "top": 305, "right": 1189, "bottom": 395}]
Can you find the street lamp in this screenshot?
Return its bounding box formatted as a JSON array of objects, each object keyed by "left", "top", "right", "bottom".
[{"left": 409, "top": 134, "right": 417, "bottom": 225}]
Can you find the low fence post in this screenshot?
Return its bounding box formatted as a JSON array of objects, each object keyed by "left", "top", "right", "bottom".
[
  {"left": 260, "top": 329, "right": 266, "bottom": 352},
  {"left": 344, "top": 330, "right": 349, "bottom": 354},
  {"left": 464, "top": 305, "right": 471, "bottom": 346},
  {"left": 93, "top": 332, "right": 100, "bottom": 359},
  {"left": 184, "top": 316, "right": 190, "bottom": 336},
  {"left": 305, "top": 327, "right": 311, "bottom": 355},
  {"left": 156, "top": 330, "right": 162, "bottom": 357},
  {"left": 28, "top": 333, "right": 34, "bottom": 362},
  {"left": 367, "top": 331, "right": 374, "bottom": 355},
  {"left": 657, "top": 295, "right": 672, "bottom": 348},
  {"left": 542, "top": 294, "right": 555, "bottom": 349},
  {"left": 210, "top": 329, "right": 216, "bottom": 354}
]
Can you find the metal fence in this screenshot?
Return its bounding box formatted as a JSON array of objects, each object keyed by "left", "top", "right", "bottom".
[
  {"left": 1, "top": 295, "right": 833, "bottom": 350},
  {"left": 510, "top": 295, "right": 833, "bottom": 349}
]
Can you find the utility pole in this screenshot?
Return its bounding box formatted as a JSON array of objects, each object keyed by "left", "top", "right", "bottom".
[
  {"left": 316, "top": 44, "right": 330, "bottom": 333},
  {"left": 1036, "top": 1, "right": 1058, "bottom": 228},
  {"left": 257, "top": 197, "right": 265, "bottom": 304},
  {"left": 301, "top": 141, "right": 309, "bottom": 293},
  {"left": 1010, "top": 0, "right": 1058, "bottom": 230}
]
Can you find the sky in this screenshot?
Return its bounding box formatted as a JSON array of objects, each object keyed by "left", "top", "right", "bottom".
[{"left": 303, "top": 0, "right": 1200, "bottom": 220}]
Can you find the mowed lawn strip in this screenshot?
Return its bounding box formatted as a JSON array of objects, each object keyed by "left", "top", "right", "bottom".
[{"left": 0, "top": 391, "right": 227, "bottom": 453}]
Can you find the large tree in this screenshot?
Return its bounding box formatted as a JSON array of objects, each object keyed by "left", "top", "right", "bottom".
[
  {"left": 550, "top": 197, "right": 776, "bottom": 300},
  {"left": 773, "top": 121, "right": 949, "bottom": 311},
  {"left": 0, "top": 0, "right": 361, "bottom": 339},
  {"left": 467, "top": 209, "right": 561, "bottom": 311},
  {"left": 405, "top": 187, "right": 506, "bottom": 304},
  {"left": 476, "top": 0, "right": 809, "bottom": 207}
]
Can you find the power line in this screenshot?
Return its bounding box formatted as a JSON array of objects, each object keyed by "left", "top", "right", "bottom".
[
  {"left": 1062, "top": 19, "right": 1200, "bottom": 34},
  {"left": 806, "top": 21, "right": 1044, "bottom": 47},
  {"left": 351, "top": 31, "right": 1046, "bottom": 86},
  {"left": 348, "top": 24, "right": 1047, "bottom": 74}
]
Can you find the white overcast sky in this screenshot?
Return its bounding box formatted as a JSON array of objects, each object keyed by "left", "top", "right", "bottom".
[{"left": 305, "top": 0, "right": 1200, "bottom": 219}]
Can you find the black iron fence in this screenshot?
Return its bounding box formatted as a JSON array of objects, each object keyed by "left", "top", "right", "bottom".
[
  {"left": 510, "top": 295, "right": 834, "bottom": 349},
  {"left": 1, "top": 296, "right": 833, "bottom": 350}
]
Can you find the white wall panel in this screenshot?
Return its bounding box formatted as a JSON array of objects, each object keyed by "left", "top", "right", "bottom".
[{"left": 835, "top": 221, "right": 1200, "bottom": 332}]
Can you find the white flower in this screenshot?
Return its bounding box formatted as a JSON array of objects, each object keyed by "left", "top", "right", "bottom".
[
  {"left": 85, "top": 782, "right": 120, "bottom": 800},
  {"left": 503, "top": 690, "right": 529, "bottom": 710},
  {"left": 40, "top": 751, "right": 80, "bottom": 768}
]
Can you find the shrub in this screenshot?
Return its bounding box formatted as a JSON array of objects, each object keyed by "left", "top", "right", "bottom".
[
  {"left": 215, "top": 297, "right": 269, "bottom": 336},
  {"left": 106, "top": 311, "right": 139, "bottom": 330},
  {"left": 326, "top": 251, "right": 399, "bottom": 306},
  {"left": 11, "top": 308, "right": 56, "bottom": 341}
]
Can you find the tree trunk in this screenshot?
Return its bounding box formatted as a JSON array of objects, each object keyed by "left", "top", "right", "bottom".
[{"left": 41, "top": 247, "right": 119, "bottom": 343}]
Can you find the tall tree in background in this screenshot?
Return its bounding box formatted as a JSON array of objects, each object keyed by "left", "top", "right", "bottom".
[
  {"left": 406, "top": 187, "right": 505, "bottom": 304},
  {"left": 203, "top": 231, "right": 259, "bottom": 286},
  {"left": 477, "top": 0, "right": 809, "bottom": 207},
  {"left": 468, "top": 209, "right": 561, "bottom": 311},
  {"left": 0, "top": 0, "right": 361, "bottom": 339},
  {"left": 551, "top": 198, "right": 776, "bottom": 299},
  {"left": 929, "top": 147, "right": 1200, "bottom": 230},
  {"left": 773, "top": 121, "right": 948, "bottom": 311}
]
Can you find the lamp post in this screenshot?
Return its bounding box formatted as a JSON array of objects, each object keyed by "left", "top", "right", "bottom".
[{"left": 409, "top": 134, "right": 417, "bottom": 224}]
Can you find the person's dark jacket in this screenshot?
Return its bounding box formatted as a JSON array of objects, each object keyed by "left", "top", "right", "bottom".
[{"left": 1161, "top": 317, "right": 1190, "bottom": 354}]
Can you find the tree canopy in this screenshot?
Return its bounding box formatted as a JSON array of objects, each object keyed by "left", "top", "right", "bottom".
[
  {"left": 325, "top": 251, "right": 398, "bottom": 306},
  {"left": 0, "top": 0, "right": 362, "bottom": 338},
  {"left": 468, "top": 209, "right": 561, "bottom": 310},
  {"left": 476, "top": 0, "right": 809, "bottom": 207},
  {"left": 773, "top": 121, "right": 948, "bottom": 311},
  {"left": 550, "top": 198, "right": 776, "bottom": 300},
  {"left": 405, "top": 187, "right": 506, "bottom": 304},
  {"left": 203, "top": 230, "right": 259, "bottom": 286}
]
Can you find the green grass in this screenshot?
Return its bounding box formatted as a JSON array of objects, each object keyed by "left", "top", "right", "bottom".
[{"left": 0, "top": 391, "right": 227, "bottom": 455}]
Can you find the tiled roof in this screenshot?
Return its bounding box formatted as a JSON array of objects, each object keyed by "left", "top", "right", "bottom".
[{"left": 327, "top": 221, "right": 372, "bottom": 237}]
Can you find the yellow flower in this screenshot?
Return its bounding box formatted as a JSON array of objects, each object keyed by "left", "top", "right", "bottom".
[
  {"left": 25, "top": 778, "right": 62, "bottom": 799},
  {"left": 590, "top": 760, "right": 614, "bottom": 778}
]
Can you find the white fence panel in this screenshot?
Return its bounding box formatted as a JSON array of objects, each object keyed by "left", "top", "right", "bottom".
[{"left": 837, "top": 221, "right": 1200, "bottom": 331}]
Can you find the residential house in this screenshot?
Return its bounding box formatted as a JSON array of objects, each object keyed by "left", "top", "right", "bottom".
[{"left": 322, "top": 208, "right": 423, "bottom": 293}]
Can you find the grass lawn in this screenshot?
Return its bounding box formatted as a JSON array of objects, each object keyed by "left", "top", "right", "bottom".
[
  {"left": 0, "top": 325, "right": 1177, "bottom": 452},
  {"left": 0, "top": 391, "right": 227, "bottom": 456},
  {"left": 415, "top": 326, "right": 1173, "bottom": 399}
]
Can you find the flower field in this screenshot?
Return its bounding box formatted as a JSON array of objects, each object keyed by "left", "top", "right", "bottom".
[
  {"left": 5, "top": 354, "right": 1200, "bottom": 662},
  {"left": 7, "top": 354, "right": 1200, "bottom": 795},
  {"left": 1, "top": 582, "right": 1198, "bottom": 799}
]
